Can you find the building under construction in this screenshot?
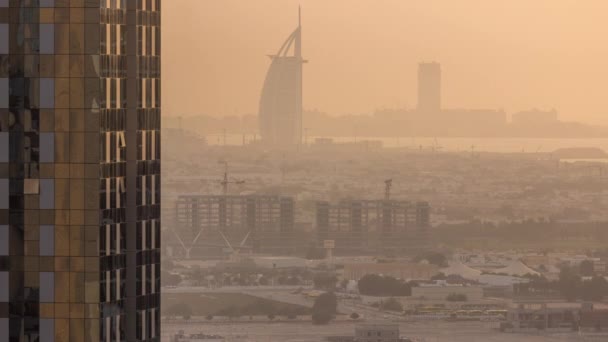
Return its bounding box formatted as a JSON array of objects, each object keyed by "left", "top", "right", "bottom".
[
  {"left": 172, "top": 195, "right": 300, "bottom": 256},
  {"left": 316, "top": 200, "right": 431, "bottom": 255}
]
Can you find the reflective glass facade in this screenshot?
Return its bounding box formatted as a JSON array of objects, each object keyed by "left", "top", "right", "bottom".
[{"left": 0, "top": 0, "right": 161, "bottom": 341}]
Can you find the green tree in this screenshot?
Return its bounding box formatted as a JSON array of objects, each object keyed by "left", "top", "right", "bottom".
[
  {"left": 312, "top": 292, "right": 338, "bottom": 325},
  {"left": 579, "top": 260, "right": 595, "bottom": 277},
  {"left": 381, "top": 298, "right": 403, "bottom": 312},
  {"left": 581, "top": 276, "right": 608, "bottom": 301},
  {"left": 558, "top": 267, "right": 582, "bottom": 301}
]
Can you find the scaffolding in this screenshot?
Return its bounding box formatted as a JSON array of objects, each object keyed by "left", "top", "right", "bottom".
[
  {"left": 173, "top": 195, "right": 297, "bottom": 256},
  {"left": 316, "top": 200, "right": 431, "bottom": 255}
]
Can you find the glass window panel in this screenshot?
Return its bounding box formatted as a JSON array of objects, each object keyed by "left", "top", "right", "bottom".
[
  {"left": 40, "top": 24, "right": 55, "bottom": 55},
  {"left": 0, "top": 225, "right": 7, "bottom": 255},
  {"left": 40, "top": 78, "right": 55, "bottom": 109},
  {"left": 0, "top": 272, "right": 7, "bottom": 302},
  {"left": 0, "top": 0, "right": 7, "bottom": 7},
  {"left": 40, "top": 179, "right": 55, "bottom": 209},
  {"left": 0, "top": 24, "right": 7, "bottom": 54},
  {"left": 0, "top": 78, "right": 7, "bottom": 108},
  {"left": 69, "top": 24, "right": 84, "bottom": 54},
  {"left": 0, "top": 179, "right": 7, "bottom": 209},
  {"left": 40, "top": 225, "right": 55, "bottom": 256},
  {"left": 24, "top": 179, "right": 39, "bottom": 195},
  {"left": 0, "top": 132, "right": 6, "bottom": 162},
  {"left": 0, "top": 318, "right": 7, "bottom": 342},
  {"left": 40, "top": 272, "right": 55, "bottom": 302},
  {"left": 40, "top": 0, "right": 55, "bottom": 7},
  {"left": 40, "top": 133, "right": 55, "bottom": 163},
  {"left": 55, "top": 25, "right": 69, "bottom": 54},
  {"left": 40, "top": 319, "right": 55, "bottom": 342},
  {"left": 40, "top": 55, "right": 55, "bottom": 78}
]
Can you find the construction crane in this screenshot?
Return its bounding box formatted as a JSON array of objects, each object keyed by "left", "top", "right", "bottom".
[
  {"left": 218, "top": 230, "right": 252, "bottom": 262},
  {"left": 432, "top": 137, "right": 442, "bottom": 152},
  {"left": 218, "top": 160, "right": 245, "bottom": 195},
  {"left": 384, "top": 179, "right": 393, "bottom": 201}
]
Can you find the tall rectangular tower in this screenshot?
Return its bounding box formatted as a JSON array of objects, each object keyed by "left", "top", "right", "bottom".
[
  {"left": 417, "top": 62, "right": 441, "bottom": 113},
  {"left": 0, "top": 1, "right": 161, "bottom": 341}
]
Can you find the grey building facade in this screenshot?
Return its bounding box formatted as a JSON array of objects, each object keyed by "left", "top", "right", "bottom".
[{"left": 0, "top": 0, "right": 161, "bottom": 341}]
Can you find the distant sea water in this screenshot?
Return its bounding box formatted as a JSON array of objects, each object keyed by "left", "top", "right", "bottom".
[{"left": 205, "top": 134, "right": 608, "bottom": 155}]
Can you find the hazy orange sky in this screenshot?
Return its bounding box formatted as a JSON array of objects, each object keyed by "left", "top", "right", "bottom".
[{"left": 163, "top": 0, "right": 608, "bottom": 124}]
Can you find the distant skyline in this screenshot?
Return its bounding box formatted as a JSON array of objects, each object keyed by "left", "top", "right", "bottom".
[{"left": 163, "top": 0, "right": 608, "bottom": 125}]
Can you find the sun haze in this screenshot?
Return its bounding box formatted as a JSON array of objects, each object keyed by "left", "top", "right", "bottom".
[{"left": 162, "top": 0, "right": 608, "bottom": 124}]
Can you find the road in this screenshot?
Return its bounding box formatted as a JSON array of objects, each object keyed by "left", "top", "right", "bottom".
[{"left": 162, "top": 320, "right": 586, "bottom": 342}]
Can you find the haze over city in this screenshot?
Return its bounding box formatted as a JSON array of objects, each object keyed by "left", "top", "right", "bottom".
[
  {"left": 164, "top": 0, "right": 608, "bottom": 124},
  {"left": 4, "top": 1, "right": 608, "bottom": 342}
]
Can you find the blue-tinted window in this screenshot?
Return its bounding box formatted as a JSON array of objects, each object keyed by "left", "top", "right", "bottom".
[
  {"left": 0, "top": 24, "right": 7, "bottom": 54},
  {"left": 0, "top": 272, "right": 7, "bottom": 302},
  {"left": 40, "top": 0, "right": 54, "bottom": 7},
  {"left": 0, "top": 318, "right": 7, "bottom": 342},
  {"left": 39, "top": 133, "right": 54, "bottom": 163},
  {"left": 40, "top": 319, "right": 54, "bottom": 342},
  {"left": 0, "top": 78, "right": 7, "bottom": 108},
  {"left": 0, "top": 133, "right": 7, "bottom": 162},
  {"left": 39, "top": 272, "right": 54, "bottom": 302},
  {"left": 0, "top": 226, "right": 7, "bottom": 255},
  {"left": 40, "top": 179, "right": 54, "bottom": 209},
  {"left": 40, "top": 78, "right": 55, "bottom": 109},
  {"left": 0, "top": 179, "right": 7, "bottom": 209},
  {"left": 40, "top": 24, "right": 54, "bottom": 54},
  {"left": 40, "top": 225, "right": 54, "bottom": 256}
]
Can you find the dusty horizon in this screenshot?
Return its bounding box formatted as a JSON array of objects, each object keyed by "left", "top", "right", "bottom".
[{"left": 163, "top": 0, "right": 608, "bottom": 125}]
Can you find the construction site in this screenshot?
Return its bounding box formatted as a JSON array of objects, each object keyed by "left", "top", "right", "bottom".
[
  {"left": 164, "top": 159, "right": 433, "bottom": 259},
  {"left": 172, "top": 194, "right": 302, "bottom": 257},
  {"left": 316, "top": 181, "right": 430, "bottom": 255}
]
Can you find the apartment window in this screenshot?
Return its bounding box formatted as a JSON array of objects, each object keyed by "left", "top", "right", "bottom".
[
  {"left": 0, "top": 78, "right": 7, "bottom": 108},
  {"left": 39, "top": 272, "right": 54, "bottom": 302},
  {"left": 40, "top": 78, "right": 55, "bottom": 109},
  {"left": 0, "top": 24, "right": 7, "bottom": 54},
  {"left": 0, "top": 272, "right": 7, "bottom": 302},
  {"left": 40, "top": 24, "right": 54, "bottom": 54},
  {"left": 0, "top": 226, "right": 7, "bottom": 255},
  {"left": 40, "top": 225, "right": 55, "bottom": 256},
  {"left": 39, "top": 133, "right": 55, "bottom": 163},
  {"left": 39, "top": 319, "right": 54, "bottom": 342},
  {"left": 0, "top": 132, "right": 7, "bottom": 162},
  {"left": 0, "top": 179, "right": 7, "bottom": 209},
  {"left": 0, "top": 318, "right": 7, "bottom": 342},
  {"left": 40, "top": 179, "right": 54, "bottom": 209}
]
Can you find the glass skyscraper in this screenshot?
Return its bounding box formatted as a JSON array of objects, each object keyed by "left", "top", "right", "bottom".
[{"left": 0, "top": 0, "right": 161, "bottom": 341}]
